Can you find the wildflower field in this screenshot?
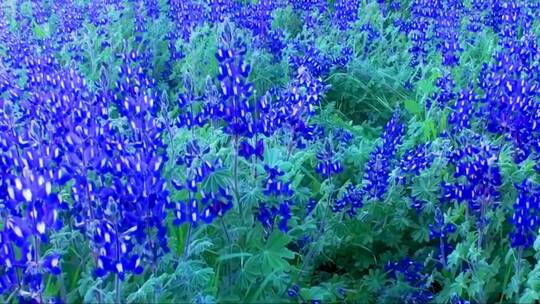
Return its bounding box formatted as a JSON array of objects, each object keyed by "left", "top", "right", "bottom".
[{"left": 0, "top": 0, "right": 539, "bottom": 303}]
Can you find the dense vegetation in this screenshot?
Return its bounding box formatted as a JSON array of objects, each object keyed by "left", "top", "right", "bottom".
[{"left": 0, "top": 0, "right": 539, "bottom": 303}]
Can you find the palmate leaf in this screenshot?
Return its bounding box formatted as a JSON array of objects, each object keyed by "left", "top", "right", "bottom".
[
  {"left": 300, "top": 286, "right": 333, "bottom": 302},
  {"left": 447, "top": 242, "right": 467, "bottom": 269},
  {"left": 126, "top": 274, "right": 169, "bottom": 304},
  {"left": 204, "top": 166, "right": 230, "bottom": 192},
  {"left": 241, "top": 187, "right": 265, "bottom": 211},
  {"left": 245, "top": 231, "right": 295, "bottom": 277},
  {"left": 75, "top": 269, "right": 103, "bottom": 304},
  {"left": 411, "top": 226, "right": 430, "bottom": 243},
  {"left": 517, "top": 235, "right": 540, "bottom": 303},
  {"left": 164, "top": 259, "right": 215, "bottom": 302}
]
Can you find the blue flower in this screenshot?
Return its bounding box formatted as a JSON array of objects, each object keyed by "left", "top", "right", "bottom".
[
  {"left": 442, "top": 141, "right": 502, "bottom": 229},
  {"left": 239, "top": 139, "right": 264, "bottom": 161},
  {"left": 257, "top": 201, "right": 293, "bottom": 233},
  {"left": 427, "top": 74, "right": 456, "bottom": 109},
  {"left": 429, "top": 207, "right": 455, "bottom": 242},
  {"left": 306, "top": 198, "right": 318, "bottom": 215},
  {"left": 42, "top": 253, "right": 62, "bottom": 276},
  {"left": 410, "top": 196, "right": 424, "bottom": 213},
  {"left": 212, "top": 40, "right": 256, "bottom": 138},
  {"left": 168, "top": 0, "right": 205, "bottom": 41},
  {"left": 316, "top": 142, "right": 343, "bottom": 178},
  {"left": 510, "top": 180, "right": 540, "bottom": 248},
  {"left": 333, "top": 184, "right": 364, "bottom": 216},
  {"left": 200, "top": 188, "right": 234, "bottom": 224},
  {"left": 363, "top": 112, "right": 405, "bottom": 200},
  {"left": 386, "top": 258, "right": 433, "bottom": 304},
  {"left": 263, "top": 165, "right": 293, "bottom": 197},
  {"left": 448, "top": 89, "right": 477, "bottom": 134},
  {"left": 290, "top": 0, "right": 327, "bottom": 14},
  {"left": 333, "top": 0, "right": 361, "bottom": 30},
  {"left": 397, "top": 143, "right": 433, "bottom": 184},
  {"left": 477, "top": 33, "right": 540, "bottom": 162},
  {"left": 287, "top": 284, "right": 300, "bottom": 297},
  {"left": 172, "top": 139, "right": 230, "bottom": 226}
]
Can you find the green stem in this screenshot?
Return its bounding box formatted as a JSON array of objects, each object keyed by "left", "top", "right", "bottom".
[
  {"left": 34, "top": 235, "right": 43, "bottom": 303},
  {"left": 220, "top": 217, "right": 232, "bottom": 288},
  {"left": 115, "top": 274, "right": 121, "bottom": 304},
  {"left": 297, "top": 178, "right": 334, "bottom": 281},
  {"left": 58, "top": 271, "right": 67, "bottom": 302},
  {"left": 514, "top": 247, "right": 524, "bottom": 301},
  {"left": 114, "top": 219, "right": 121, "bottom": 304},
  {"left": 233, "top": 136, "right": 242, "bottom": 222},
  {"left": 183, "top": 223, "right": 193, "bottom": 261},
  {"left": 5, "top": 287, "right": 19, "bottom": 303},
  {"left": 498, "top": 261, "right": 513, "bottom": 304}
]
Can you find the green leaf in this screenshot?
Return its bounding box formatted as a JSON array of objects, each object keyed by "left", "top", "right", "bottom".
[
  {"left": 519, "top": 289, "right": 539, "bottom": 304},
  {"left": 417, "top": 78, "right": 435, "bottom": 97},
  {"left": 404, "top": 99, "right": 422, "bottom": 115},
  {"left": 422, "top": 119, "right": 437, "bottom": 141},
  {"left": 218, "top": 252, "right": 253, "bottom": 261},
  {"left": 411, "top": 227, "right": 430, "bottom": 243},
  {"left": 32, "top": 21, "right": 49, "bottom": 39},
  {"left": 266, "top": 231, "right": 295, "bottom": 259},
  {"left": 301, "top": 286, "right": 332, "bottom": 301},
  {"left": 245, "top": 231, "right": 295, "bottom": 277},
  {"left": 533, "top": 234, "right": 540, "bottom": 253}
]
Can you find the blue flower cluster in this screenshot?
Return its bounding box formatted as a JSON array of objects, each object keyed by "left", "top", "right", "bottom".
[
  {"left": 290, "top": 0, "right": 327, "bottom": 14},
  {"left": 397, "top": 143, "right": 434, "bottom": 184},
  {"left": 363, "top": 112, "right": 405, "bottom": 201},
  {"left": 2, "top": 0, "right": 540, "bottom": 302},
  {"left": 91, "top": 51, "right": 171, "bottom": 278},
  {"left": 213, "top": 40, "right": 255, "bottom": 137},
  {"left": 448, "top": 89, "right": 477, "bottom": 134},
  {"left": 0, "top": 60, "right": 86, "bottom": 298},
  {"left": 171, "top": 135, "right": 233, "bottom": 226},
  {"left": 442, "top": 142, "right": 502, "bottom": 229},
  {"left": 358, "top": 24, "right": 381, "bottom": 55},
  {"left": 333, "top": 0, "right": 360, "bottom": 31},
  {"left": 385, "top": 258, "right": 434, "bottom": 303},
  {"left": 257, "top": 165, "right": 294, "bottom": 233},
  {"left": 257, "top": 202, "right": 293, "bottom": 233},
  {"left": 315, "top": 142, "right": 343, "bottom": 178},
  {"left": 168, "top": 0, "right": 205, "bottom": 41},
  {"left": 328, "top": 113, "right": 404, "bottom": 217},
  {"left": 510, "top": 180, "right": 540, "bottom": 248},
  {"left": 478, "top": 33, "right": 540, "bottom": 162},
  {"left": 427, "top": 74, "right": 456, "bottom": 109},
  {"left": 263, "top": 165, "right": 293, "bottom": 197},
  {"left": 429, "top": 207, "right": 456, "bottom": 266},
  {"left": 393, "top": 0, "right": 465, "bottom": 67},
  {"left": 333, "top": 184, "right": 364, "bottom": 216}
]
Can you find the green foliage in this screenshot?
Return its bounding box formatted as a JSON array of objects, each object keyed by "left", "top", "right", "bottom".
[{"left": 3, "top": 1, "right": 539, "bottom": 303}]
